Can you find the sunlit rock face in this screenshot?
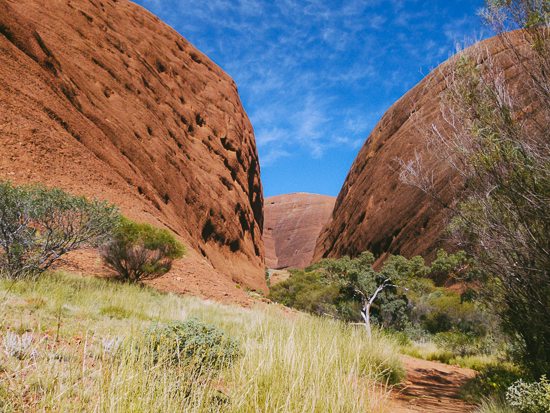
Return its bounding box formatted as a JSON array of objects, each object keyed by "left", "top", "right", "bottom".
[
  {"left": 0, "top": 0, "right": 267, "bottom": 292},
  {"left": 264, "top": 193, "right": 335, "bottom": 269},
  {"left": 313, "top": 32, "right": 532, "bottom": 266}
]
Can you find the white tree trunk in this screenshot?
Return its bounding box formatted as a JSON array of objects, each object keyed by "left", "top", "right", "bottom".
[{"left": 356, "top": 280, "right": 392, "bottom": 340}]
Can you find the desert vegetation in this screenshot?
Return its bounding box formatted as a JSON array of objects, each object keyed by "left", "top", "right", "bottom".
[
  {"left": 268, "top": 251, "right": 503, "bottom": 366},
  {"left": 399, "top": 0, "right": 550, "bottom": 380},
  {"left": 0, "top": 271, "right": 404, "bottom": 412},
  {"left": 0, "top": 182, "right": 404, "bottom": 410},
  {"left": 100, "top": 216, "right": 186, "bottom": 282},
  {"left": 268, "top": 249, "right": 550, "bottom": 411},
  {"left": 0, "top": 180, "right": 119, "bottom": 280}
]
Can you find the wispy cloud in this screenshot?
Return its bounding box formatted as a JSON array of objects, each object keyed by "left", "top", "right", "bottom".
[{"left": 133, "top": 0, "right": 485, "bottom": 195}]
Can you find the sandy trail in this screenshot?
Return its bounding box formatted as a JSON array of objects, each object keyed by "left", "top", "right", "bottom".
[{"left": 383, "top": 355, "right": 477, "bottom": 412}]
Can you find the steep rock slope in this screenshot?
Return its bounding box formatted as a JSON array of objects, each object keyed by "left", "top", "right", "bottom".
[
  {"left": 313, "top": 33, "right": 531, "bottom": 265},
  {"left": 264, "top": 193, "right": 335, "bottom": 269},
  {"left": 0, "top": 0, "right": 266, "bottom": 293}
]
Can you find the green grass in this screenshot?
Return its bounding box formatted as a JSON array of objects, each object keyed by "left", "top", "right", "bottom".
[
  {"left": 0, "top": 271, "right": 404, "bottom": 412},
  {"left": 400, "top": 338, "right": 506, "bottom": 371}
]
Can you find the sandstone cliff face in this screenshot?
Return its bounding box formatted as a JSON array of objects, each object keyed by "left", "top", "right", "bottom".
[
  {"left": 313, "top": 33, "right": 530, "bottom": 265},
  {"left": 264, "top": 193, "right": 336, "bottom": 269},
  {"left": 0, "top": 0, "right": 266, "bottom": 293}
]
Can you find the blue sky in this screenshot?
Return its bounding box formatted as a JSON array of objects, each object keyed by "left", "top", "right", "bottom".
[{"left": 132, "top": 0, "right": 487, "bottom": 198}]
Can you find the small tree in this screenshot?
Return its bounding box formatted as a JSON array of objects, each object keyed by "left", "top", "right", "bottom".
[
  {"left": 0, "top": 181, "right": 119, "bottom": 280},
  {"left": 100, "top": 217, "right": 185, "bottom": 282},
  {"left": 312, "top": 252, "right": 409, "bottom": 339}
]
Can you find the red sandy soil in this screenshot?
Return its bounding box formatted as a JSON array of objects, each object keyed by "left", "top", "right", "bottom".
[
  {"left": 384, "top": 355, "right": 477, "bottom": 413},
  {"left": 55, "top": 249, "right": 264, "bottom": 308}
]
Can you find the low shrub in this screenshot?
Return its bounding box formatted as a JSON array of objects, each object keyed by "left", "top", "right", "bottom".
[
  {"left": 434, "top": 330, "right": 477, "bottom": 357},
  {"left": 506, "top": 376, "right": 550, "bottom": 413},
  {"left": 141, "top": 318, "right": 240, "bottom": 371},
  {"left": 101, "top": 217, "right": 185, "bottom": 282},
  {"left": 462, "top": 363, "right": 524, "bottom": 402},
  {"left": 0, "top": 181, "right": 119, "bottom": 280}
]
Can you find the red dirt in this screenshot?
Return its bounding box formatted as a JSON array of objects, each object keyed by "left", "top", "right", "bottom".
[
  {"left": 384, "top": 355, "right": 477, "bottom": 413},
  {"left": 55, "top": 249, "right": 262, "bottom": 307}
]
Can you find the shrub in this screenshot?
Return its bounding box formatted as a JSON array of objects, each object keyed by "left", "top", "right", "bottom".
[
  {"left": 101, "top": 217, "right": 185, "bottom": 282},
  {"left": 462, "top": 363, "right": 524, "bottom": 401},
  {"left": 0, "top": 181, "right": 119, "bottom": 280},
  {"left": 506, "top": 376, "right": 550, "bottom": 413},
  {"left": 267, "top": 270, "right": 345, "bottom": 318},
  {"left": 141, "top": 318, "right": 240, "bottom": 371},
  {"left": 434, "top": 330, "right": 477, "bottom": 357},
  {"left": 3, "top": 331, "right": 36, "bottom": 360}
]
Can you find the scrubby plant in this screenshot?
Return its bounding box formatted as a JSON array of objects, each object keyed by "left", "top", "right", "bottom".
[
  {"left": 267, "top": 270, "right": 343, "bottom": 318},
  {"left": 101, "top": 217, "right": 185, "bottom": 282},
  {"left": 0, "top": 180, "right": 119, "bottom": 280},
  {"left": 506, "top": 376, "right": 550, "bottom": 413},
  {"left": 3, "top": 331, "right": 36, "bottom": 360},
  {"left": 309, "top": 252, "right": 410, "bottom": 338},
  {"left": 277, "top": 250, "right": 495, "bottom": 346},
  {"left": 463, "top": 363, "right": 524, "bottom": 401},
  {"left": 141, "top": 318, "right": 240, "bottom": 371}
]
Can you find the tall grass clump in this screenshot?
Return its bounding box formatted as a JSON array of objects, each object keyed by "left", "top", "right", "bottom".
[
  {"left": 0, "top": 271, "right": 403, "bottom": 412},
  {"left": 225, "top": 309, "right": 404, "bottom": 413},
  {"left": 474, "top": 397, "right": 519, "bottom": 413}
]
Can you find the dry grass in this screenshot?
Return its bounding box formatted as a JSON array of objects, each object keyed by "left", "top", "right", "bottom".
[
  {"left": 402, "top": 339, "right": 500, "bottom": 371},
  {"left": 0, "top": 271, "right": 404, "bottom": 412},
  {"left": 473, "top": 396, "right": 519, "bottom": 413}
]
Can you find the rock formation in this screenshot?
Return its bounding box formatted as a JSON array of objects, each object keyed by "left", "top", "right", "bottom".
[
  {"left": 264, "top": 193, "right": 335, "bottom": 269},
  {"left": 313, "top": 33, "right": 531, "bottom": 265},
  {"left": 0, "top": 0, "right": 266, "bottom": 294}
]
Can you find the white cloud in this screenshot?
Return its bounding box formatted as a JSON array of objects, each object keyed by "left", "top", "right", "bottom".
[
  {"left": 368, "top": 14, "right": 388, "bottom": 29},
  {"left": 133, "top": 0, "right": 485, "bottom": 184},
  {"left": 258, "top": 147, "right": 291, "bottom": 166}
]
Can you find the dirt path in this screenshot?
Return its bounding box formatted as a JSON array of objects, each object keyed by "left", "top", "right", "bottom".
[{"left": 383, "top": 355, "right": 477, "bottom": 412}]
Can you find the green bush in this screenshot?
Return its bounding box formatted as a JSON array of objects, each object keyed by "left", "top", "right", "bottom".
[
  {"left": 506, "top": 376, "right": 550, "bottom": 413},
  {"left": 267, "top": 270, "right": 344, "bottom": 318},
  {"left": 0, "top": 181, "right": 119, "bottom": 280},
  {"left": 434, "top": 330, "right": 477, "bottom": 357},
  {"left": 462, "top": 363, "right": 524, "bottom": 401},
  {"left": 141, "top": 318, "right": 240, "bottom": 371},
  {"left": 101, "top": 217, "right": 185, "bottom": 282}
]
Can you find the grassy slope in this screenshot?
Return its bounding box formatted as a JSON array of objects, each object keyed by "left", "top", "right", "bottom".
[{"left": 0, "top": 272, "right": 404, "bottom": 412}]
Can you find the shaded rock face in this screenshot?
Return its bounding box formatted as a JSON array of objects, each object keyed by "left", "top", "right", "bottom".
[
  {"left": 0, "top": 0, "right": 266, "bottom": 291},
  {"left": 264, "top": 193, "right": 336, "bottom": 269},
  {"left": 313, "top": 33, "right": 531, "bottom": 265}
]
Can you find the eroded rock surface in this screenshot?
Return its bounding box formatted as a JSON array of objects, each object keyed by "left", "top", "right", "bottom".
[
  {"left": 313, "top": 33, "right": 532, "bottom": 265},
  {"left": 265, "top": 193, "right": 335, "bottom": 269},
  {"left": 0, "top": 0, "right": 266, "bottom": 293}
]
